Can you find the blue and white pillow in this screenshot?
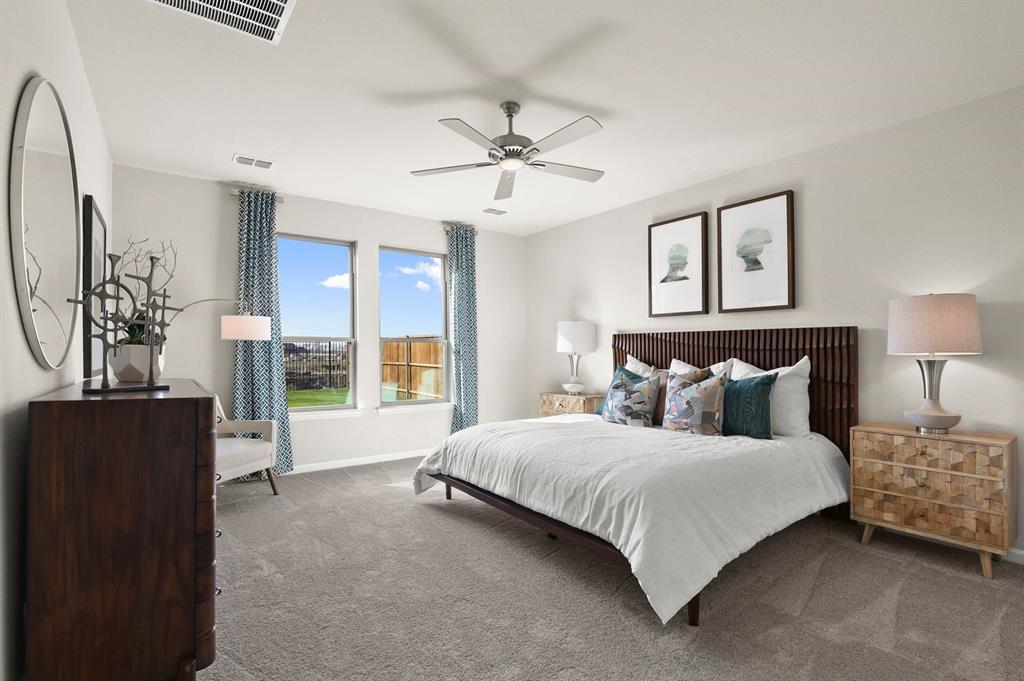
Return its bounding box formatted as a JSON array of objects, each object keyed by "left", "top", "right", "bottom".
[{"left": 601, "top": 374, "right": 660, "bottom": 427}]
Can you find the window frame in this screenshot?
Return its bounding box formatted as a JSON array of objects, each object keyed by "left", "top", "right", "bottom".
[
  {"left": 378, "top": 245, "right": 449, "bottom": 407},
  {"left": 277, "top": 232, "right": 357, "bottom": 412}
]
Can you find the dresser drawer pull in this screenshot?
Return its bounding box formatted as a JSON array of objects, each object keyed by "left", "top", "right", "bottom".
[
  {"left": 916, "top": 480, "right": 927, "bottom": 487},
  {"left": 215, "top": 587, "right": 222, "bottom": 597},
  {"left": 215, "top": 473, "right": 222, "bottom": 482},
  {"left": 215, "top": 529, "right": 222, "bottom": 538}
]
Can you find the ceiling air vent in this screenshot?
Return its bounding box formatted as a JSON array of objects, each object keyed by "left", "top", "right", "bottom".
[
  {"left": 482, "top": 208, "right": 507, "bottom": 216},
  {"left": 149, "top": 0, "right": 296, "bottom": 45},
  {"left": 233, "top": 153, "right": 275, "bottom": 170}
]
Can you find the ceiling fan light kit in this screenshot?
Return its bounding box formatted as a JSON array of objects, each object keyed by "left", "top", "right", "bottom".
[{"left": 411, "top": 101, "right": 605, "bottom": 200}]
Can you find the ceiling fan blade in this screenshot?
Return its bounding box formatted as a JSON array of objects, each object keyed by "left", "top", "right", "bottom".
[
  {"left": 411, "top": 162, "right": 495, "bottom": 176},
  {"left": 494, "top": 170, "right": 515, "bottom": 200},
  {"left": 529, "top": 161, "right": 604, "bottom": 183},
  {"left": 439, "top": 118, "right": 502, "bottom": 153},
  {"left": 527, "top": 116, "right": 602, "bottom": 156}
]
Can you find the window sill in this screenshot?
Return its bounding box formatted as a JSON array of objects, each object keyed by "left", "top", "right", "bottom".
[
  {"left": 376, "top": 402, "right": 452, "bottom": 416},
  {"left": 289, "top": 409, "right": 363, "bottom": 422}
]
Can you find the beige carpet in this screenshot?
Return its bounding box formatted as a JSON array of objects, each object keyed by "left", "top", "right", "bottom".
[{"left": 206, "top": 457, "right": 1024, "bottom": 681}]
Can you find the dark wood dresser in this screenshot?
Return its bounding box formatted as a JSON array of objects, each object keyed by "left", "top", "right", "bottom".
[{"left": 26, "top": 379, "right": 217, "bottom": 680}]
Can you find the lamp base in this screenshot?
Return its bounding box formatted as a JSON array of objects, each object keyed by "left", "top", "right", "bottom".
[
  {"left": 904, "top": 399, "right": 961, "bottom": 435},
  {"left": 562, "top": 377, "right": 585, "bottom": 395}
]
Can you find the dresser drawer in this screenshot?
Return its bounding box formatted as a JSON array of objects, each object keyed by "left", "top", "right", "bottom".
[
  {"left": 852, "top": 431, "right": 1006, "bottom": 477},
  {"left": 852, "top": 459, "right": 1006, "bottom": 513},
  {"left": 852, "top": 488, "right": 1006, "bottom": 550}
]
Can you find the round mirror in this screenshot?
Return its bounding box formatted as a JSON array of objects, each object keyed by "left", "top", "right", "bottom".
[{"left": 9, "top": 77, "right": 81, "bottom": 370}]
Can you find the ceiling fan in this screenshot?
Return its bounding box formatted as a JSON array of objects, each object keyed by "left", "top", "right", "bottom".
[{"left": 411, "top": 101, "right": 604, "bottom": 201}]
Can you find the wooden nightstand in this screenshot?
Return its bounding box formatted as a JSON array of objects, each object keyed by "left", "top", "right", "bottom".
[
  {"left": 539, "top": 392, "right": 603, "bottom": 417},
  {"left": 850, "top": 423, "right": 1017, "bottom": 578}
]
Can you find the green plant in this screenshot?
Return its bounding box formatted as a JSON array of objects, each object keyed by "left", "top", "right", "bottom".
[{"left": 121, "top": 311, "right": 164, "bottom": 346}]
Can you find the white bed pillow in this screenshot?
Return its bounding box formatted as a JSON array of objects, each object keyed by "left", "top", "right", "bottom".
[
  {"left": 722, "top": 356, "right": 811, "bottom": 437},
  {"left": 668, "top": 358, "right": 700, "bottom": 374},
  {"left": 625, "top": 354, "right": 655, "bottom": 377}
]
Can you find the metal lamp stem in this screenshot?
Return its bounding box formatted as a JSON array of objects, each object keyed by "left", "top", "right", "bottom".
[
  {"left": 906, "top": 357, "right": 961, "bottom": 434},
  {"left": 568, "top": 353, "right": 581, "bottom": 381}
]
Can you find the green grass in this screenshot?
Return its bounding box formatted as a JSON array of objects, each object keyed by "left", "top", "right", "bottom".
[{"left": 287, "top": 388, "right": 351, "bottom": 409}]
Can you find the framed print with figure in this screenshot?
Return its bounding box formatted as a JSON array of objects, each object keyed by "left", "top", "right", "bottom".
[
  {"left": 648, "top": 211, "right": 708, "bottom": 317},
  {"left": 717, "top": 190, "right": 794, "bottom": 313}
]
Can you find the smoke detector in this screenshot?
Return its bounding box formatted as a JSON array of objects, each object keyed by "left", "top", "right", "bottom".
[
  {"left": 232, "top": 153, "right": 275, "bottom": 170},
  {"left": 149, "top": 0, "right": 297, "bottom": 45},
  {"left": 482, "top": 208, "right": 507, "bottom": 216}
]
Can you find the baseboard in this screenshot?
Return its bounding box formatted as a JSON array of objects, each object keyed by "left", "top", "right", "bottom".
[
  {"left": 1006, "top": 548, "right": 1024, "bottom": 565},
  {"left": 287, "top": 448, "right": 431, "bottom": 475}
]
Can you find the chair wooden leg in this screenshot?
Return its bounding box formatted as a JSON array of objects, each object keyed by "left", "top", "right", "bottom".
[
  {"left": 687, "top": 593, "right": 700, "bottom": 627},
  {"left": 445, "top": 483, "right": 452, "bottom": 500},
  {"left": 266, "top": 468, "right": 279, "bottom": 496}
]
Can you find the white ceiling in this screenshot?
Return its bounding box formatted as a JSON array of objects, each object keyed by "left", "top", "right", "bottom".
[{"left": 67, "top": 1, "right": 1023, "bottom": 236}]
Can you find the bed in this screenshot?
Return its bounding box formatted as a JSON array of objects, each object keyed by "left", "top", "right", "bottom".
[{"left": 413, "top": 327, "right": 858, "bottom": 626}]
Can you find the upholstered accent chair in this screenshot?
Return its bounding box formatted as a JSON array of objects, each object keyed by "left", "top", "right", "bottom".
[{"left": 214, "top": 397, "right": 279, "bottom": 495}]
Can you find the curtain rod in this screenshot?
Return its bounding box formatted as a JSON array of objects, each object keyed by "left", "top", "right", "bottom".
[
  {"left": 224, "top": 182, "right": 285, "bottom": 204},
  {"left": 443, "top": 222, "right": 477, "bottom": 234}
]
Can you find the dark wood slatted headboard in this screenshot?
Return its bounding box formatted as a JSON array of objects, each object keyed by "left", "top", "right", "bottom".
[{"left": 612, "top": 327, "right": 858, "bottom": 460}]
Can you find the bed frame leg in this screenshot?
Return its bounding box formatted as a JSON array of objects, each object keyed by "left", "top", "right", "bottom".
[
  {"left": 687, "top": 593, "right": 700, "bottom": 627},
  {"left": 445, "top": 483, "right": 452, "bottom": 500}
]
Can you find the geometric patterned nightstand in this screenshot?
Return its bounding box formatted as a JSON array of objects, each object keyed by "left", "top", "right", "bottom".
[{"left": 850, "top": 423, "right": 1017, "bottom": 579}]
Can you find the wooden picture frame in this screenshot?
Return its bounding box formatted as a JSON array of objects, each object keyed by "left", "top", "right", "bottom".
[
  {"left": 82, "top": 194, "right": 107, "bottom": 378},
  {"left": 716, "top": 190, "right": 794, "bottom": 313},
  {"left": 647, "top": 211, "right": 708, "bottom": 317}
]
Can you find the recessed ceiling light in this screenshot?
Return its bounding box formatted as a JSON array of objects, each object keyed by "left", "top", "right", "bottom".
[{"left": 482, "top": 208, "right": 507, "bottom": 216}]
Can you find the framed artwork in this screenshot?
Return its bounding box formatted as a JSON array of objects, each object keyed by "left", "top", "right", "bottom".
[
  {"left": 82, "top": 195, "right": 108, "bottom": 378},
  {"left": 648, "top": 211, "right": 708, "bottom": 317},
  {"left": 717, "top": 190, "right": 794, "bottom": 313}
]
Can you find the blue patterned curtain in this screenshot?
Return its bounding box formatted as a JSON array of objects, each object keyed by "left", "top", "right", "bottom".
[
  {"left": 446, "top": 223, "right": 479, "bottom": 432},
  {"left": 232, "top": 189, "right": 294, "bottom": 475}
]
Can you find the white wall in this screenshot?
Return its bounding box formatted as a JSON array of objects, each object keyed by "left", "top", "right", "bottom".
[
  {"left": 113, "top": 165, "right": 530, "bottom": 467},
  {"left": 0, "top": 1, "right": 113, "bottom": 676},
  {"left": 525, "top": 88, "right": 1024, "bottom": 551}
]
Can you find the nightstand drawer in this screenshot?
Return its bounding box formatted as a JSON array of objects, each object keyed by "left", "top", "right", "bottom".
[
  {"left": 539, "top": 393, "right": 602, "bottom": 416},
  {"left": 852, "top": 430, "right": 1006, "bottom": 477},
  {"left": 851, "top": 459, "right": 1006, "bottom": 512},
  {"left": 851, "top": 488, "right": 1006, "bottom": 550}
]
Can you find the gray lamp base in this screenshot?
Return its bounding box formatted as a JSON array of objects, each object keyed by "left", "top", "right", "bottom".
[{"left": 905, "top": 358, "right": 961, "bottom": 435}]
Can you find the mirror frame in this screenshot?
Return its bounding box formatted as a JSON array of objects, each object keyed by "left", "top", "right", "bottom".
[{"left": 8, "top": 76, "right": 82, "bottom": 370}]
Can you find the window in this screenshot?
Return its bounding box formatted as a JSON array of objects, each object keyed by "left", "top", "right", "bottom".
[
  {"left": 379, "top": 248, "right": 446, "bottom": 403},
  {"left": 277, "top": 236, "right": 354, "bottom": 410}
]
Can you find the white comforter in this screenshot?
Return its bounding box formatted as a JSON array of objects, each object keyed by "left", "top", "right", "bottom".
[{"left": 413, "top": 414, "right": 849, "bottom": 624}]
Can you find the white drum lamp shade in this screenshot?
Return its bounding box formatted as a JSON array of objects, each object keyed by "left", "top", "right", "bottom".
[
  {"left": 220, "top": 314, "right": 272, "bottom": 341},
  {"left": 556, "top": 321, "right": 597, "bottom": 354},
  {"left": 887, "top": 293, "right": 982, "bottom": 435},
  {"left": 887, "top": 293, "right": 982, "bottom": 356}
]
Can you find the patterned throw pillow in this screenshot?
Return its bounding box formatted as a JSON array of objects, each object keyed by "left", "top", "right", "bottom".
[
  {"left": 663, "top": 373, "right": 728, "bottom": 435},
  {"left": 722, "top": 373, "right": 777, "bottom": 439},
  {"left": 595, "top": 366, "right": 644, "bottom": 415},
  {"left": 601, "top": 374, "right": 660, "bottom": 427}
]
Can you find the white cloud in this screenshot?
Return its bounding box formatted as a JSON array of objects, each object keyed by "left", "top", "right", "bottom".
[
  {"left": 396, "top": 258, "right": 442, "bottom": 290},
  {"left": 415, "top": 280, "right": 430, "bottom": 293},
  {"left": 319, "top": 273, "right": 350, "bottom": 289}
]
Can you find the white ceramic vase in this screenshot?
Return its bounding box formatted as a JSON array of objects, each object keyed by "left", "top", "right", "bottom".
[{"left": 108, "top": 344, "right": 165, "bottom": 383}]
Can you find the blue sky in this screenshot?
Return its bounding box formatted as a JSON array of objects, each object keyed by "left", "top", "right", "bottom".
[{"left": 278, "top": 237, "right": 444, "bottom": 338}]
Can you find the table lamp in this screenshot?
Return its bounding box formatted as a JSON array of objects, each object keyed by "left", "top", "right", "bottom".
[
  {"left": 556, "top": 320, "right": 597, "bottom": 394},
  {"left": 887, "top": 293, "right": 982, "bottom": 434}
]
